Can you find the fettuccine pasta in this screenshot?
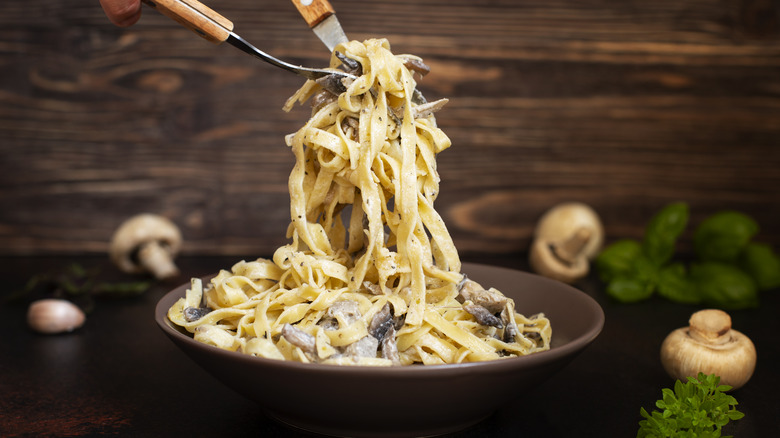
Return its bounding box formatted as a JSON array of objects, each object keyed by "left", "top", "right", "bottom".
[{"left": 168, "top": 39, "right": 551, "bottom": 366}]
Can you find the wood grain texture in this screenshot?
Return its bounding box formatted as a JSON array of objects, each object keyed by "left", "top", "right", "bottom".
[{"left": 1, "top": 0, "right": 779, "bottom": 258}]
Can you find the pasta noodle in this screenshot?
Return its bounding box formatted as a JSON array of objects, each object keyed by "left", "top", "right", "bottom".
[{"left": 168, "top": 39, "right": 551, "bottom": 365}]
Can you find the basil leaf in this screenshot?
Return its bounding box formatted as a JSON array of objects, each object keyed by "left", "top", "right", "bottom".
[
  {"left": 739, "top": 242, "right": 780, "bottom": 291},
  {"left": 690, "top": 262, "right": 759, "bottom": 309},
  {"left": 633, "top": 255, "right": 660, "bottom": 284},
  {"left": 595, "top": 239, "right": 643, "bottom": 282},
  {"left": 606, "top": 277, "right": 654, "bottom": 303},
  {"left": 643, "top": 202, "right": 689, "bottom": 266},
  {"left": 693, "top": 211, "right": 758, "bottom": 262},
  {"left": 657, "top": 263, "right": 700, "bottom": 304}
]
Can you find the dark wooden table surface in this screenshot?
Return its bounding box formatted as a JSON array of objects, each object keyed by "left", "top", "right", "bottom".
[
  {"left": 1, "top": 254, "right": 777, "bottom": 437},
  {"left": 1, "top": 0, "right": 780, "bottom": 258}
]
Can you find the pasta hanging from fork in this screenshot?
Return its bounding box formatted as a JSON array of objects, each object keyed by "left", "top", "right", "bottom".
[{"left": 168, "top": 39, "right": 551, "bottom": 365}]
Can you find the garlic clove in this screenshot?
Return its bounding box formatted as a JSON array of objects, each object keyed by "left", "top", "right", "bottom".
[{"left": 27, "top": 299, "right": 86, "bottom": 334}]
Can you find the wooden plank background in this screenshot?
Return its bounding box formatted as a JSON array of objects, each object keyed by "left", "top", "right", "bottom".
[{"left": 1, "top": 0, "right": 779, "bottom": 258}]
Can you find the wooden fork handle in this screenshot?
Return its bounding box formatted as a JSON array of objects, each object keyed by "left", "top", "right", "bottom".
[
  {"left": 142, "top": 0, "right": 234, "bottom": 43},
  {"left": 289, "top": 0, "right": 336, "bottom": 28}
]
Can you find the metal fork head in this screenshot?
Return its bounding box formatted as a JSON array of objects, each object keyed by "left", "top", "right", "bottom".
[{"left": 226, "top": 32, "right": 355, "bottom": 82}]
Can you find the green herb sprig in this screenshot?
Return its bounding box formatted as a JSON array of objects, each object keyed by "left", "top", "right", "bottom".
[
  {"left": 638, "top": 373, "right": 744, "bottom": 438},
  {"left": 6, "top": 263, "right": 152, "bottom": 313},
  {"left": 596, "top": 202, "right": 779, "bottom": 308}
]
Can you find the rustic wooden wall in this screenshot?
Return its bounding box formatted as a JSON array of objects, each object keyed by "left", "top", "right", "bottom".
[{"left": 1, "top": 0, "right": 779, "bottom": 257}]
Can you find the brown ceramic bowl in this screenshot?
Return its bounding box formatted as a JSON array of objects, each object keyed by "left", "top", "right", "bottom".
[{"left": 155, "top": 262, "right": 604, "bottom": 437}]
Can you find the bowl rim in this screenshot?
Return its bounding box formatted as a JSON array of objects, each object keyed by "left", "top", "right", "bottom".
[{"left": 155, "top": 262, "right": 604, "bottom": 377}]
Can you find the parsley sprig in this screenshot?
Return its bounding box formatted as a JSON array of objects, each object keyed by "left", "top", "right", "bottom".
[{"left": 638, "top": 373, "right": 744, "bottom": 438}]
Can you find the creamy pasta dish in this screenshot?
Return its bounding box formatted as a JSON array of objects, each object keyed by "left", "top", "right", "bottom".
[{"left": 168, "top": 39, "right": 551, "bottom": 365}]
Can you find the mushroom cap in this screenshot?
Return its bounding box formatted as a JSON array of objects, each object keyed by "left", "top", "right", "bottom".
[
  {"left": 660, "top": 309, "right": 756, "bottom": 390},
  {"left": 110, "top": 213, "right": 182, "bottom": 274},
  {"left": 529, "top": 238, "right": 589, "bottom": 284},
  {"left": 534, "top": 202, "right": 604, "bottom": 260}
]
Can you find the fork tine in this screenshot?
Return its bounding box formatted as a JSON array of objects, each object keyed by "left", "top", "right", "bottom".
[{"left": 226, "top": 33, "right": 354, "bottom": 81}]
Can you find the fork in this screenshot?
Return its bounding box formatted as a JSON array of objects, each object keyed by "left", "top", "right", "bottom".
[{"left": 141, "top": 0, "right": 354, "bottom": 81}]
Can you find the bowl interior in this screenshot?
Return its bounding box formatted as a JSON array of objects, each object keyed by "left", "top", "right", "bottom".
[{"left": 155, "top": 262, "right": 604, "bottom": 437}]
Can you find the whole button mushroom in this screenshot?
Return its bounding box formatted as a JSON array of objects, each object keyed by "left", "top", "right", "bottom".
[
  {"left": 661, "top": 309, "right": 756, "bottom": 390},
  {"left": 529, "top": 202, "right": 604, "bottom": 284},
  {"left": 110, "top": 213, "right": 182, "bottom": 280}
]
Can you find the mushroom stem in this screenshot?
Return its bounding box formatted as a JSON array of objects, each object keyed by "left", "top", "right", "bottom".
[
  {"left": 551, "top": 227, "right": 592, "bottom": 264},
  {"left": 137, "top": 241, "right": 179, "bottom": 280},
  {"left": 688, "top": 309, "right": 732, "bottom": 346}
]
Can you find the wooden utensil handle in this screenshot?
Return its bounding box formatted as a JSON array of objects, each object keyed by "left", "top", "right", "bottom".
[
  {"left": 142, "top": 0, "right": 234, "bottom": 43},
  {"left": 289, "top": 0, "right": 336, "bottom": 28}
]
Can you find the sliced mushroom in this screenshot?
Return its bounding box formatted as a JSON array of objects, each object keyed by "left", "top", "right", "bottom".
[
  {"left": 344, "top": 335, "right": 379, "bottom": 359},
  {"left": 463, "top": 303, "right": 503, "bottom": 328},
  {"left": 311, "top": 89, "right": 338, "bottom": 112},
  {"left": 500, "top": 300, "right": 519, "bottom": 343},
  {"left": 413, "top": 98, "right": 449, "bottom": 119},
  {"left": 457, "top": 279, "right": 508, "bottom": 313},
  {"left": 400, "top": 56, "right": 431, "bottom": 77},
  {"left": 335, "top": 52, "right": 362, "bottom": 75},
  {"left": 281, "top": 323, "right": 317, "bottom": 355},
  {"left": 316, "top": 73, "right": 348, "bottom": 95},
  {"left": 380, "top": 324, "right": 401, "bottom": 365},
  {"left": 110, "top": 213, "right": 182, "bottom": 280},
  {"left": 183, "top": 306, "right": 211, "bottom": 322},
  {"left": 362, "top": 280, "right": 385, "bottom": 296},
  {"left": 326, "top": 300, "right": 361, "bottom": 327},
  {"left": 660, "top": 309, "right": 756, "bottom": 390},
  {"left": 368, "top": 303, "right": 394, "bottom": 341}
]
